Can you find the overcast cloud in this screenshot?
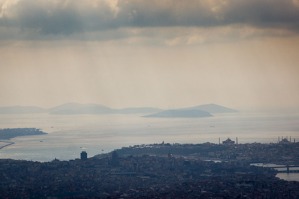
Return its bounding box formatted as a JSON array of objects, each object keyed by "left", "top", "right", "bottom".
[
  {"left": 1, "top": 0, "right": 299, "bottom": 110},
  {"left": 0, "top": 0, "right": 299, "bottom": 40}
]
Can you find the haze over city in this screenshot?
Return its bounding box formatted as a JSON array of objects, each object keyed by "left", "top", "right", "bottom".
[
  {"left": 1, "top": 0, "right": 299, "bottom": 111},
  {"left": 2, "top": 2, "right": 299, "bottom": 198}
]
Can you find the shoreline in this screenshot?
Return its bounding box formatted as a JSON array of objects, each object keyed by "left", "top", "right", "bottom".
[{"left": 0, "top": 141, "right": 15, "bottom": 150}]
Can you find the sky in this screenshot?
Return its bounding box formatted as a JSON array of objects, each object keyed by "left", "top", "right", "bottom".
[{"left": 0, "top": 0, "right": 299, "bottom": 111}]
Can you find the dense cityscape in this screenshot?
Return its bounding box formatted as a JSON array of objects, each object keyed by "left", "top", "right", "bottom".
[
  {"left": 1, "top": 139, "right": 299, "bottom": 198},
  {"left": 1, "top": 0, "right": 299, "bottom": 198}
]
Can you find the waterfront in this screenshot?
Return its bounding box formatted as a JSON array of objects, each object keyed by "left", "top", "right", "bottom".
[
  {"left": 0, "top": 111, "right": 299, "bottom": 162},
  {"left": 2, "top": 141, "right": 299, "bottom": 197},
  {"left": 1, "top": 113, "right": 299, "bottom": 185},
  {"left": 251, "top": 163, "right": 299, "bottom": 182}
]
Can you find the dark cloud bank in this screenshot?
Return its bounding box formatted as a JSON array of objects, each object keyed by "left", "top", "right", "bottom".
[{"left": 0, "top": 0, "right": 299, "bottom": 38}]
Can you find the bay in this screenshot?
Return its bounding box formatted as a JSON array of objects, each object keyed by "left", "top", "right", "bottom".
[{"left": 0, "top": 111, "right": 298, "bottom": 162}]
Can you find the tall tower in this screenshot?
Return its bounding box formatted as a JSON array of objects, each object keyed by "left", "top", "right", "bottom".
[{"left": 81, "top": 151, "right": 87, "bottom": 160}]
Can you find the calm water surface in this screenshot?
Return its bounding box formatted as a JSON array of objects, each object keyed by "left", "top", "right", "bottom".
[
  {"left": 276, "top": 173, "right": 299, "bottom": 182},
  {"left": 251, "top": 163, "right": 299, "bottom": 182},
  {"left": 0, "top": 112, "right": 298, "bottom": 162}
]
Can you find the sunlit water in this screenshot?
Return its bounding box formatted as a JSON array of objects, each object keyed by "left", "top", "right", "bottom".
[
  {"left": 251, "top": 163, "right": 299, "bottom": 182},
  {"left": 0, "top": 112, "right": 298, "bottom": 163},
  {"left": 276, "top": 173, "right": 299, "bottom": 182}
]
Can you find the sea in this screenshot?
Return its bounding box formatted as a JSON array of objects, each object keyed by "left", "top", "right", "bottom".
[{"left": 0, "top": 111, "right": 299, "bottom": 181}]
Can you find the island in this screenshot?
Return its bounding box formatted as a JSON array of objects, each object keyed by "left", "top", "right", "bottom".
[{"left": 0, "top": 103, "right": 237, "bottom": 116}]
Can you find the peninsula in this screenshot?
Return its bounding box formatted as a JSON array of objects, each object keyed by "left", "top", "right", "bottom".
[{"left": 0, "top": 128, "right": 47, "bottom": 140}]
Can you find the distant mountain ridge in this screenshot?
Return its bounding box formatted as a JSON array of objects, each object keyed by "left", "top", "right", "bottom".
[
  {"left": 48, "top": 103, "right": 114, "bottom": 115},
  {"left": 0, "top": 103, "right": 162, "bottom": 115},
  {"left": 182, "top": 103, "right": 238, "bottom": 113},
  {"left": 0, "top": 103, "right": 237, "bottom": 116},
  {"left": 143, "top": 104, "right": 237, "bottom": 118},
  {"left": 48, "top": 103, "right": 162, "bottom": 115}
]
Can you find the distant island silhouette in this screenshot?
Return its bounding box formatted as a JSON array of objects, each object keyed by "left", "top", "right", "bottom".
[
  {"left": 0, "top": 103, "right": 237, "bottom": 117},
  {"left": 144, "top": 104, "right": 237, "bottom": 118},
  {"left": 182, "top": 103, "right": 238, "bottom": 113}
]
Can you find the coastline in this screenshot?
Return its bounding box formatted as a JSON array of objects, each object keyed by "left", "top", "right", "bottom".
[
  {"left": 0, "top": 128, "right": 47, "bottom": 151},
  {"left": 0, "top": 141, "right": 14, "bottom": 150}
]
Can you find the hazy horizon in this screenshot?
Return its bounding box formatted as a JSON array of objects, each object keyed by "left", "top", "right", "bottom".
[
  {"left": 0, "top": 102, "right": 294, "bottom": 113},
  {"left": 1, "top": 0, "right": 299, "bottom": 112},
  {"left": 0, "top": 102, "right": 235, "bottom": 110}
]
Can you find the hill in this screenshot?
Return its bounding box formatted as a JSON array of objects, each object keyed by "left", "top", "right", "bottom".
[
  {"left": 49, "top": 103, "right": 161, "bottom": 115},
  {"left": 49, "top": 103, "right": 114, "bottom": 114},
  {"left": 0, "top": 103, "right": 236, "bottom": 115},
  {"left": 184, "top": 104, "right": 237, "bottom": 114}
]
